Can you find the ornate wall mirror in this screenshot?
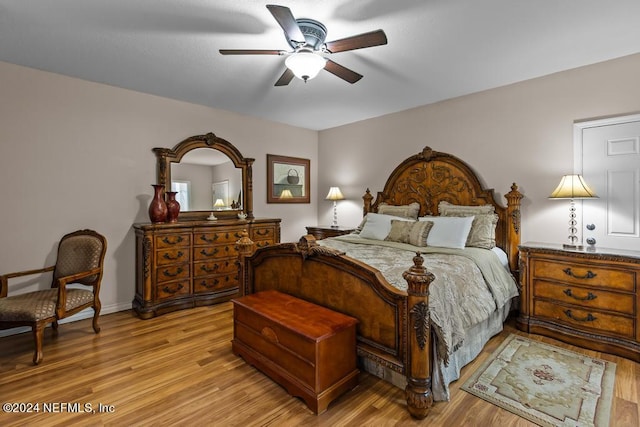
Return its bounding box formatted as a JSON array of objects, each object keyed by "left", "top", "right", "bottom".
[{"left": 154, "top": 132, "right": 254, "bottom": 220}]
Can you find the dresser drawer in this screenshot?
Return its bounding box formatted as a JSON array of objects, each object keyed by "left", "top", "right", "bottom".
[
  {"left": 534, "top": 300, "right": 634, "bottom": 339},
  {"left": 156, "top": 280, "right": 190, "bottom": 300},
  {"left": 193, "top": 259, "right": 238, "bottom": 277},
  {"left": 155, "top": 233, "right": 191, "bottom": 249},
  {"left": 194, "top": 273, "right": 238, "bottom": 294},
  {"left": 156, "top": 264, "right": 190, "bottom": 283},
  {"left": 193, "top": 244, "right": 239, "bottom": 261},
  {"left": 533, "top": 279, "right": 634, "bottom": 315},
  {"left": 251, "top": 226, "right": 276, "bottom": 241},
  {"left": 156, "top": 248, "right": 190, "bottom": 266},
  {"left": 194, "top": 229, "right": 245, "bottom": 245},
  {"left": 532, "top": 259, "right": 635, "bottom": 292}
]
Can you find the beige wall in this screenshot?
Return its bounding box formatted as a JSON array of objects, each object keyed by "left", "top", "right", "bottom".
[
  {"left": 318, "top": 53, "right": 640, "bottom": 246},
  {"left": 2, "top": 52, "right": 640, "bottom": 322},
  {"left": 0, "top": 61, "right": 318, "bottom": 317}
]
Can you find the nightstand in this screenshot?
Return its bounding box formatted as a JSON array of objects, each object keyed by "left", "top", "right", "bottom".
[
  {"left": 518, "top": 242, "right": 640, "bottom": 362},
  {"left": 305, "top": 225, "right": 355, "bottom": 240}
]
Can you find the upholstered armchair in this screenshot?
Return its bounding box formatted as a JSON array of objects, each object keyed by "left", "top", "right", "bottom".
[{"left": 0, "top": 229, "right": 107, "bottom": 364}]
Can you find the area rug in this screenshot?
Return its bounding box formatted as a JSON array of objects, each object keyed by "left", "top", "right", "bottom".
[{"left": 461, "top": 334, "right": 616, "bottom": 427}]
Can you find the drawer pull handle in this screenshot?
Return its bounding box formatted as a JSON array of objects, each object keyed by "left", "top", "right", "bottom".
[
  {"left": 234, "top": 232, "right": 243, "bottom": 238},
  {"left": 563, "top": 268, "right": 597, "bottom": 280},
  {"left": 162, "top": 267, "right": 183, "bottom": 277},
  {"left": 261, "top": 326, "right": 279, "bottom": 344},
  {"left": 255, "top": 229, "right": 270, "bottom": 236},
  {"left": 200, "top": 235, "right": 219, "bottom": 243},
  {"left": 200, "top": 248, "right": 219, "bottom": 257},
  {"left": 563, "top": 309, "right": 597, "bottom": 322},
  {"left": 200, "top": 279, "right": 220, "bottom": 288},
  {"left": 200, "top": 264, "right": 219, "bottom": 273},
  {"left": 257, "top": 241, "right": 271, "bottom": 248},
  {"left": 163, "top": 251, "right": 184, "bottom": 260},
  {"left": 162, "top": 283, "right": 184, "bottom": 294},
  {"left": 162, "top": 236, "right": 184, "bottom": 245},
  {"left": 563, "top": 289, "right": 597, "bottom": 301}
]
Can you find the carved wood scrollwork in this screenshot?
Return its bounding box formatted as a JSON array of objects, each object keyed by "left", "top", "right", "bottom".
[
  {"left": 409, "top": 301, "right": 430, "bottom": 350},
  {"left": 296, "top": 235, "right": 345, "bottom": 259},
  {"left": 142, "top": 237, "right": 151, "bottom": 278}
]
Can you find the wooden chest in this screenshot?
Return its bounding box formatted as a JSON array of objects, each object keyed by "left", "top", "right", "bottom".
[{"left": 232, "top": 290, "right": 359, "bottom": 414}]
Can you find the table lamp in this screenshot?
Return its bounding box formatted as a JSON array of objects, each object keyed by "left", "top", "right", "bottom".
[
  {"left": 549, "top": 174, "right": 598, "bottom": 249},
  {"left": 325, "top": 187, "right": 345, "bottom": 228}
]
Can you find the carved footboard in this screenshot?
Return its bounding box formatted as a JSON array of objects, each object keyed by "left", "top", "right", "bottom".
[{"left": 237, "top": 234, "right": 435, "bottom": 419}]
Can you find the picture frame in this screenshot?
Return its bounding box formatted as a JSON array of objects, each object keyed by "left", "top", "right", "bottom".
[
  {"left": 267, "top": 154, "right": 310, "bottom": 203},
  {"left": 212, "top": 180, "right": 229, "bottom": 208}
]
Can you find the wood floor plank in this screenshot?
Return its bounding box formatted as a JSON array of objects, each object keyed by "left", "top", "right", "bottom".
[{"left": 1, "top": 303, "right": 637, "bottom": 426}]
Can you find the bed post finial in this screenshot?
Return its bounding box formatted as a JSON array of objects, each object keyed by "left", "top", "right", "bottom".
[
  {"left": 402, "top": 252, "right": 435, "bottom": 419},
  {"left": 363, "top": 188, "right": 373, "bottom": 216},
  {"left": 504, "top": 183, "right": 523, "bottom": 276},
  {"left": 236, "top": 230, "right": 255, "bottom": 296}
]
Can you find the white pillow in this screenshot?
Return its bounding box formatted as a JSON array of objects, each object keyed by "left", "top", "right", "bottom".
[
  {"left": 419, "top": 216, "right": 474, "bottom": 249},
  {"left": 359, "top": 213, "right": 413, "bottom": 241}
]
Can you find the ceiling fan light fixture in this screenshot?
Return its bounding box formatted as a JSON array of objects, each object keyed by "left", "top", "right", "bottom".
[{"left": 285, "top": 50, "right": 327, "bottom": 82}]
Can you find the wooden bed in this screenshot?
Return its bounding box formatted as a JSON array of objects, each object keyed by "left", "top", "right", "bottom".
[{"left": 236, "top": 146, "right": 523, "bottom": 419}]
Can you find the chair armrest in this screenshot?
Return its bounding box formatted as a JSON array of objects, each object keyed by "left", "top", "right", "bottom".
[
  {"left": 0, "top": 266, "right": 55, "bottom": 298},
  {"left": 55, "top": 267, "right": 102, "bottom": 288}
]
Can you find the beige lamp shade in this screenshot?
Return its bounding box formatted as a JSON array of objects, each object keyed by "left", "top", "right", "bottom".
[
  {"left": 279, "top": 189, "right": 294, "bottom": 199},
  {"left": 213, "top": 198, "right": 225, "bottom": 208},
  {"left": 549, "top": 174, "right": 598, "bottom": 199},
  {"left": 325, "top": 187, "right": 345, "bottom": 201}
]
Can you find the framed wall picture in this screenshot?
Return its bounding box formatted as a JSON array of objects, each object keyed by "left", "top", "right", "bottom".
[{"left": 267, "top": 154, "right": 310, "bottom": 203}]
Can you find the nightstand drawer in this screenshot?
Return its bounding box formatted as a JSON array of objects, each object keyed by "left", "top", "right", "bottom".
[
  {"left": 532, "top": 259, "right": 635, "bottom": 292},
  {"left": 533, "top": 280, "right": 634, "bottom": 314},
  {"left": 534, "top": 300, "right": 634, "bottom": 339}
]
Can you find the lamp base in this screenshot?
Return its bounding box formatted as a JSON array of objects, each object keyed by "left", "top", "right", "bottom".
[
  {"left": 330, "top": 224, "right": 339, "bottom": 228},
  {"left": 562, "top": 243, "right": 583, "bottom": 250}
]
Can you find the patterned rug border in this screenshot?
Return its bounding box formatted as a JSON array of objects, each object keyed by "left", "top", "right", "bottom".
[{"left": 461, "top": 334, "right": 616, "bottom": 427}]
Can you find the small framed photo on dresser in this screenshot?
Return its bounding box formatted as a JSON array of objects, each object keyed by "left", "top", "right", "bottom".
[{"left": 267, "top": 154, "right": 310, "bottom": 203}]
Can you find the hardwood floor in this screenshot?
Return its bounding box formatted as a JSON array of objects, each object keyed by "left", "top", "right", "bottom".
[{"left": 1, "top": 303, "right": 638, "bottom": 426}]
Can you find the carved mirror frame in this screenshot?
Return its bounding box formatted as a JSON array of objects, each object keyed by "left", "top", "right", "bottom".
[{"left": 154, "top": 132, "right": 254, "bottom": 220}]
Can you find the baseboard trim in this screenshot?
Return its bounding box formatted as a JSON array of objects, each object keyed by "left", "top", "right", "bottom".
[{"left": 0, "top": 301, "right": 132, "bottom": 338}]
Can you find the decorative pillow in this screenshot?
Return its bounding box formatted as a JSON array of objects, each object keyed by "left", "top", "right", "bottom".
[
  {"left": 359, "top": 213, "right": 413, "bottom": 241},
  {"left": 438, "top": 202, "right": 498, "bottom": 249},
  {"left": 438, "top": 201, "right": 494, "bottom": 215},
  {"left": 418, "top": 216, "right": 474, "bottom": 249},
  {"left": 378, "top": 202, "right": 421, "bottom": 220},
  {"left": 385, "top": 220, "right": 434, "bottom": 247}
]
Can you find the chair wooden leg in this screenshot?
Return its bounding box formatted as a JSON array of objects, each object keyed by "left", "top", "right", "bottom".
[
  {"left": 92, "top": 305, "right": 101, "bottom": 334},
  {"left": 51, "top": 320, "right": 59, "bottom": 331},
  {"left": 32, "top": 323, "right": 45, "bottom": 365}
]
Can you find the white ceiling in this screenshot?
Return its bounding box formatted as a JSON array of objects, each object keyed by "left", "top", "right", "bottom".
[{"left": 1, "top": 0, "right": 640, "bottom": 131}]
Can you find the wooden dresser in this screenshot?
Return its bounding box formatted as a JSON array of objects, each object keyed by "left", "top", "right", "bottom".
[
  {"left": 518, "top": 242, "right": 640, "bottom": 362},
  {"left": 133, "top": 218, "right": 280, "bottom": 319},
  {"left": 232, "top": 290, "right": 359, "bottom": 414}
]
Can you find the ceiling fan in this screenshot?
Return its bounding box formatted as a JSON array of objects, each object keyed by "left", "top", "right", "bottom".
[{"left": 219, "top": 4, "right": 388, "bottom": 86}]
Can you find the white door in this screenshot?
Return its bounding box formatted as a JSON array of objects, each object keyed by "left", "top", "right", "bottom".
[{"left": 575, "top": 115, "right": 640, "bottom": 250}]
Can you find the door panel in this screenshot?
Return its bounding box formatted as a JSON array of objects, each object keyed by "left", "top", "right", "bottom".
[{"left": 579, "top": 118, "right": 640, "bottom": 250}]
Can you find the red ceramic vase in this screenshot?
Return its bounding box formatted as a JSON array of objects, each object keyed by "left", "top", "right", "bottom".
[
  {"left": 165, "top": 191, "right": 180, "bottom": 223},
  {"left": 148, "top": 184, "right": 168, "bottom": 223}
]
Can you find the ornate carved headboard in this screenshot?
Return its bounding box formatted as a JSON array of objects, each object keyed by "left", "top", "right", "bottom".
[{"left": 362, "top": 146, "right": 523, "bottom": 274}]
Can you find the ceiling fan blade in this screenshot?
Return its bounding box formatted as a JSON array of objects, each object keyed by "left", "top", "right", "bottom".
[
  {"left": 274, "top": 68, "right": 295, "bottom": 86},
  {"left": 324, "top": 29, "right": 387, "bottom": 53},
  {"left": 324, "top": 60, "right": 363, "bottom": 84},
  {"left": 266, "top": 4, "right": 306, "bottom": 44},
  {"left": 219, "top": 49, "right": 286, "bottom": 55}
]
